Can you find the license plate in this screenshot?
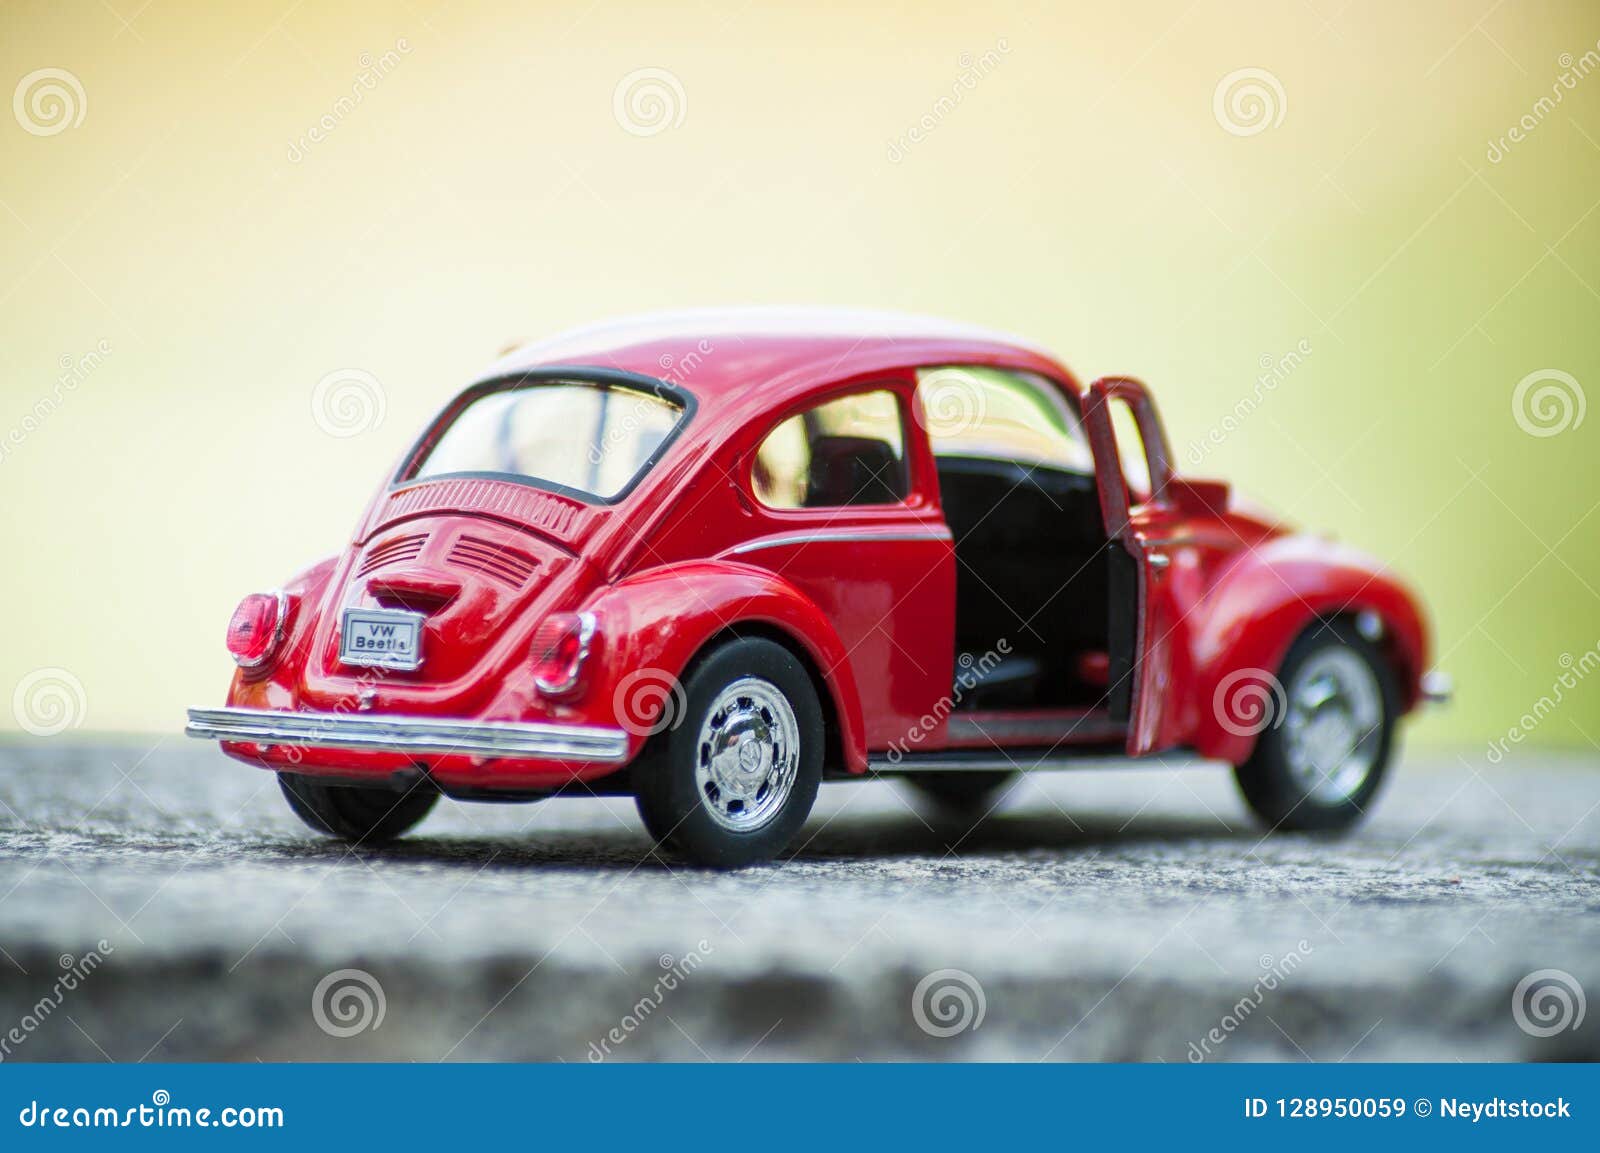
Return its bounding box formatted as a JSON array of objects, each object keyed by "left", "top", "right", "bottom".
[{"left": 340, "top": 608, "right": 424, "bottom": 671}]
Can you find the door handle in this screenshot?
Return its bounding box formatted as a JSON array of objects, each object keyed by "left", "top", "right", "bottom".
[{"left": 1146, "top": 551, "right": 1171, "bottom": 569}]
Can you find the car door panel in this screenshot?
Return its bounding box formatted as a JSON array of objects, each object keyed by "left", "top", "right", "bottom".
[
  {"left": 736, "top": 377, "right": 957, "bottom": 752},
  {"left": 1083, "top": 376, "right": 1184, "bottom": 756}
]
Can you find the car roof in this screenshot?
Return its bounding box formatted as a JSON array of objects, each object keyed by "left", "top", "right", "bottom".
[{"left": 477, "top": 308, "right": 1080, "bottom": 409}]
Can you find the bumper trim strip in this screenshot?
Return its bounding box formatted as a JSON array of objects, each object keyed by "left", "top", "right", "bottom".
[{"left": 185, "top": 706, "right": 630, "bottom": 763}]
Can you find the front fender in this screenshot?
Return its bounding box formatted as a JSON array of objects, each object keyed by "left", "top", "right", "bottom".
[
  {"left": 1189, "top": 534, "right": 1430, "bottom": 763},
  {"left": 581, "top": 560, "right": 869, "bottom": 772}
]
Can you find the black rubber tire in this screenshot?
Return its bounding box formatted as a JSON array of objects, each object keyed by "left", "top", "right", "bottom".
[
  {"left": 632, "top": 638, "right": 823, "bottom": 868},
  {"left": 278, "top": 772, "right": 439, "bottom": 844},
  {"left": 901, "top": 771, "right": 1018, "bottom": 815},
  {"left": 1232, "top": 621, "right": 1399, "bottom": 833}
]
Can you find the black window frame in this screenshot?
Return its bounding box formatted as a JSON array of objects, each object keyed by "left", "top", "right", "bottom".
[{"left": 392, "top": 365, "right": 698, "bottom": 507}]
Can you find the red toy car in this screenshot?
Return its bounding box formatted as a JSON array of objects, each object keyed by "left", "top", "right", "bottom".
[{"left": 188, "top": 310, "right": 1447, "bottom": 866}]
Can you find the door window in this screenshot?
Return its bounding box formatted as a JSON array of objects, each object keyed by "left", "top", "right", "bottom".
[{"left": 913, "top": 366, "right": 1092, "bottom": 473}]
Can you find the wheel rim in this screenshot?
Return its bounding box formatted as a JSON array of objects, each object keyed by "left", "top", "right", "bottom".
[
  {"left": 694, "top": 676, "right": 800, "bottom": 832},
  {"left": 1281, "top": 646, "right": 1384, "bottom": 804}
]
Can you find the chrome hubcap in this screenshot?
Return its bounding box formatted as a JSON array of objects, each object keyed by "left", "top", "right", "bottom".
[
  {"left": 695, "top": 677, "right": 800, "bottom": 832},
  {"left": 1282, "top": 647, "right": 1384, "bottom": 804}
]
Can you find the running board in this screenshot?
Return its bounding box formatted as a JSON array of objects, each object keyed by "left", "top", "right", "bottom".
[
  {"left": 944, "top": 712, "right": 1125, "bottom": 747},
  {"left": 868, "top": 745, "right": 1129, "bottom": 774}
]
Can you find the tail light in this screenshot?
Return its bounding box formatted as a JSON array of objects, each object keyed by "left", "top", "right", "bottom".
[
  {"left": 226, "top": 591, "right": 289, "bottom": 669},
  {"left": 532, "top": 611, "right": 597, "bottom": 696}
]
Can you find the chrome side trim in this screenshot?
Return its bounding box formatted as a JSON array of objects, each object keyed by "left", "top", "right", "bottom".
[
  {"left": 726, "top": 527, "right": 952, "bottom": 556},
  {"left": 185, "top": 706, "right": 630, "bottom": 763},
  {"left": 1420, "top": 670, "right": 1453, "bottom": 705},
  {"left": 870, "top": 754, "right": 1045, "bottom": 773}
]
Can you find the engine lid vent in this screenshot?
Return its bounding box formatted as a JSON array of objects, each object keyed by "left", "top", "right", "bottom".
[
  {"left": 356, "top": 533, "right": 428, "bottom": 578},
  {"left": 447, "top": 535, "right": 540, "bottom": 588}
]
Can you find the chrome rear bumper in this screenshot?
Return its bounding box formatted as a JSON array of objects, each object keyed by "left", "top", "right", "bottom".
[
  {"left": 1420, "top": 670, "right": 1453, "bottom": 705},
  {"left": 185, "top": 706, "right": 630, "bottom": 763}
]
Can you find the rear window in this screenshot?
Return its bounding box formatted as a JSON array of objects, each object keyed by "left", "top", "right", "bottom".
[{"left": 408, "top": 380, "right": 685, "bottom": 501}]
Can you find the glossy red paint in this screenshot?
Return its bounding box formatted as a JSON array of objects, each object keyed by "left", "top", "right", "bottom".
[{"left": 199, "top": 309, "right": 1435, "bottom": 797}]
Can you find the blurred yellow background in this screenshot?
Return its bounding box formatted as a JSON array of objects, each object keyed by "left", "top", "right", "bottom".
[{"left": 1, "top": 1, "right": 1596, "bottom": 748}]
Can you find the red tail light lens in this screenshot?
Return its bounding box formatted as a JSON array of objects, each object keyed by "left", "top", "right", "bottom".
[
  {"left": 532, "top": 611, "right": 597, "bottom": 696},
  {"left": 226, "top": 591, "right": 289, "bottom": 669}
]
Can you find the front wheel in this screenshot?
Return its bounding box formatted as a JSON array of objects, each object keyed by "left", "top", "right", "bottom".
[
  {"left": 1232, "top": 622, "right": 1399, "bottom": 832},
  {"left": 633, "top": 638, "right": 823, "bottom": 868},
  {"left": 278, "top": 773, "right": 438, "bottom": 843}
]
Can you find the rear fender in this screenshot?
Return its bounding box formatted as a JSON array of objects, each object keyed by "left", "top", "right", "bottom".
[
  {"left": 226, "top": 555, "right": 339, "bottom": 710},
  {"left": 1190, "top": 535, "right": 1429, "bottom": 763},
  {"left": 583, "top": 561, "right": 868, "bottom": 772}
]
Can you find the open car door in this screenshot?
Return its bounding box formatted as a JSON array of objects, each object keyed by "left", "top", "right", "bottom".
[{"left": 1082, "top": 376, "right": 1183, "bottom": 756}]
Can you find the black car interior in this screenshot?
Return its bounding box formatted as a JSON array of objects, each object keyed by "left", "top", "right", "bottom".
[
  {"left": 803, "top": 436, "right": 907, "bottom": 507},
  {"left": 935, "top": 455, "right": 1118, "bottom": 711},
  {"left": 765, "top": 383, "right": 1132, "bottom": 719}
]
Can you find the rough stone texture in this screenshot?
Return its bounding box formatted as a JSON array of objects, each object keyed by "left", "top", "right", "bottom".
[{"left": 0, "top": 739, "right": 1596, "bottom": 1062}]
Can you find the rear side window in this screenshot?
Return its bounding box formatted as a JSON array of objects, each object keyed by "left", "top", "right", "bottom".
[{"left": 752, "top": 390, "right": 908, "bottom": 509}]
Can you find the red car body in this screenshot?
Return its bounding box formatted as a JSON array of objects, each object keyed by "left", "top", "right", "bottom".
[{"left": 188, "top": 310, "right": 1442, "bottom": 846}]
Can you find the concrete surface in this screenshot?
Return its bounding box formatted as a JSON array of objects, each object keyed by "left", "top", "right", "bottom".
[{"left": 0, "top": 739, "right": 1596, "bottom": 1062}]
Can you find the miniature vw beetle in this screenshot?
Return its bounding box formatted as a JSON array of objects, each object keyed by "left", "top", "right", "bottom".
[{"left": 188, "top": 310, "right": 1447, "bottom": 867}]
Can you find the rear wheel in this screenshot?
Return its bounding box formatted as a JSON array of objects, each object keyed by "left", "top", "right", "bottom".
[
  {"left": 278, "top": 772, "right": 438, "bottom": 843},
  {"left": 633, "top": 638, "right": 823, "bottom": 868},
  {"left": 901, "top": 771, "right": 1017, "bottom": 815},
  {"left": 1232, "top": 622, "right": 1398, "bottom": 832}
]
